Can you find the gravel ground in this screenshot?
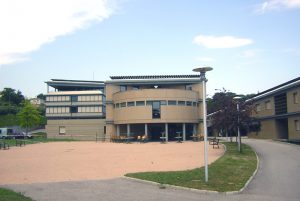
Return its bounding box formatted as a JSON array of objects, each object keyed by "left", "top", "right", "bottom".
[{"left": 0, "top": 141, "right": 224, "bottom": 185}]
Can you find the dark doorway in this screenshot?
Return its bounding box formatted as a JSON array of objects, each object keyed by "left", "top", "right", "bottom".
[
  {"left": 148, "top": 124, "right": 164, "bottom": 141},
  {"left": 276, "top": 118, "right": 288, "bottom": 139},
  {"left": 168, "top": 123, "right": 183, "bottom": 141}
]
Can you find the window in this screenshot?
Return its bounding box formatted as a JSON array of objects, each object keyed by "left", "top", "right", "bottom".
[
  {"left": 168, "top": 100, "right": 177, "bottom": 105},
  {"left": 127, "top": 102, "right": 135, "bottom": 107},
  {"left": 71, "top": 95, "right": 78, "bottom": 102},
  {"left": 104, "top": 126, "right": 106, "bottom": 134},
  {"left": 193, "top": 102, "right": 197, "bottom": 107},
  {"left": 265, "top": 101, "right": 271, "bottom": 110},
  {"left": 120, "top": 102, "right": 126, "bottom": 107},
  {"left": 120, "top": 86, "right": 127, "bottom": 92},
  {"left": 293, "top": 92, "right": 299, "bottom": 104},
  {"left": 178, "top": 101, "right": 186, "bottom": 106},
  {"left": 255, "top": 104, "right": 261, "bottom": 112},
  {"left": 186, "top": 101, "right": 192, "bottom": 106},
  {"left": 186, "top": 85, "right": 193, "bottom": 90},
  {"left": 295, "top": 120, "right": 300, "bottom": 131},
  {"left": 116, "top": 103, "right": 120, "bottom": 108},
  {"left": 146, "top": 100, "right": 153, "bottom": 106},
  {"left": 160, "top": 100, "right": 167, "bottom": 105},
  {"left": 152, "top": 101, "right": 161, "bottom": 119},
  {"left": 70, "top": 106, "right": 78, "bottom": 113},
  {"left": 59, "top": 126, "right": 66, "bottom": 135},
  {"left": 136, "top": 101, "right": 145, "bottom": 106}
]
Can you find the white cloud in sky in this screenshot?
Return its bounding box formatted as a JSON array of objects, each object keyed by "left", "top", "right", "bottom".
[
  {"left": 0, "top": 0, "right": 114, "bottom": 66},
  {"left": 256, "top": 0, "right": 300, "bottom": 13},
  {"left": 196, "top": 57, "right": 215, "bottom": 62},
  {"left": 193, "top": 35, "right": 253, "bottom": 49}
]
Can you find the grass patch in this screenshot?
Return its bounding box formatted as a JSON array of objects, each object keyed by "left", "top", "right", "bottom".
[
  {"left": 0, "top": 188, "right": 33, "bottom": 201},
  {"left": 125, "top": 142, "right": 257, "bottom": 192},
  {"left": 1, "top": 133, "right": 77, "bottom": 147}
]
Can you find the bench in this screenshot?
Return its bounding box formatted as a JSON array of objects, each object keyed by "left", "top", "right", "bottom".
[
  {"left": 209, "top": 138, "right": 219, "bottom": 149},
  {"left": 0, "top": 141, "right": 9, "bottom": 150},
  {"left": 15, "top": 140, "right": 26, "bottom": 147}
]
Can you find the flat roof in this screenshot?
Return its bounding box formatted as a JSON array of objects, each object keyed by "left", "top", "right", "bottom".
[
  {"left": 46, "top": 79, "right": 105, "bottom": 91},
  {"left": 247, "top": 77, "right": 300, "bottom": 102},
  {"left": 47, "top": 90, "right": 104, "bottom": 95},
  {"left": 110, "top": 75, "right": 199, "bottom": 80}
]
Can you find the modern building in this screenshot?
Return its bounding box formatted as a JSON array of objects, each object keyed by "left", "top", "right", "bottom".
[
  {"left": 45, "top": 75, "right": 205, "bottom": 141},
  {"left": 248, "top": 77, "right": 300, "bottom": 141},
  {"left": 45, "top": 79, "right": 106, "bottom": 140}
]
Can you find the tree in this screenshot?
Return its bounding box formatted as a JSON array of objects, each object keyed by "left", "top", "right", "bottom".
[
  {"left": 17, "top": 101, "right": 42, "bottom": 134},
  {"left": 37, "top": 93, "right": 46, "bottom": 100},
  {"left": 0, "top": 88, "right": 25, "bottom": 106},
  {"left": 209, "top": 88, "right": 260, "bottom": 152}
]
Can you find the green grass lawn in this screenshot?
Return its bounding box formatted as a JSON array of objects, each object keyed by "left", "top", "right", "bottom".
[
  {"left": 0, "top": 188, "right": 33, "bottom": 201},
  {"left": 1, "top": 132, "right": 76, "bottom": 147},
  {"left": 126, "top": 142, "right": 257, "bottom": 192}
]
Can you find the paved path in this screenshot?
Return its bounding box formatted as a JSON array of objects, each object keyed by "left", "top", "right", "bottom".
[{"left": 3, "top": 139, "right": 300, "bottom": 201}]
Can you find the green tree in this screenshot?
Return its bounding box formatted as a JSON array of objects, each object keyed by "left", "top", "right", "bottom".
[
  {"left": 37, "top": 93, "right": 46, "bottom": 100},
  {"left": 17, "top": 101, "right": 42, "bottom": 134},
  {"left": 0, "top": 88, "right": 25, "bottom": 106}
]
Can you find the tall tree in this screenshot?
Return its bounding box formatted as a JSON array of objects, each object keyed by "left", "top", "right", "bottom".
[
  {"left": 37, "top": 93, "right": 46, "bottom": 100},
  {"left": 17, "top": 101, "right": 42, "bottom": 134}
]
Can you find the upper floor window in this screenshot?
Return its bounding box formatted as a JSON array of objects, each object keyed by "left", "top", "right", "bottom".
[
  {"left": 178, "top": 101, "right": 186, "bottom": 106},
  {"left": 186, "top": 101, "right": 192, "bottom": 106},
  {"left": 120, "top": 102, "right": 126, "bottom": 107},
  {"left": 160, "top": 100, "right": 167, "bottom": 105},
  {"left": 136, "top": 101, "right": 145, "bottom": 106},
  {"left": 293, "top": 92, "right": 299, "bottom": 104},
  {"left": 265, "top": 101, "right": 271, "bottom": 110},
  {"left": 70, "top": 106, "right": 78, "bottom": 113},
  {"left": 168, "top": 100, "right": 177, "bottom": 105},
  {"left": 255, "top": 104, "right": 261, "bottom": 112},
  {"left": 186, "top": 85, "right": 193, "bottom": 90},
  {"left": 71, "top": 95, "right": 78, "bottom": 102},
  {"left": 152, "top": 101, "right": 161, "bottom": 119},
  {"left": 127, "top": 102, "right": 135, "bottom": 107},
  {"left": 120, "top": 86, "right": 127, "bottom": 92}
]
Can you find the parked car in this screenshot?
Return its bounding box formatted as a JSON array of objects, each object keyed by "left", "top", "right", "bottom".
[{"left": 0, "top": 128, "right": 32, "bottom": 139}]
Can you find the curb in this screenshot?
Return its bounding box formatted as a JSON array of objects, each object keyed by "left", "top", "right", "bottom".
[{"left": 123, "top": 143, "right": 260, "bottom": 195}]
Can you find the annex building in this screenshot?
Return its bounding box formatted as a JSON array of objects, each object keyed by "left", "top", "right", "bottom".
[
  {"left": 45, "top": 75, "right": 205, "bottom": 141},
  {"left": 248, "top": 77, "right": 300, "bottom": 141}
]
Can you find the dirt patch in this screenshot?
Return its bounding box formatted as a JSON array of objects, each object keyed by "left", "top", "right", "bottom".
[{"left": 0, "top": 141, "right": 224, "bottom": 185}]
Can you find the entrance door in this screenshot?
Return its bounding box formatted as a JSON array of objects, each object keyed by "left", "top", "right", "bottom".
[{"left": 276, "top": 118, "right": 288, "bottom": 139}]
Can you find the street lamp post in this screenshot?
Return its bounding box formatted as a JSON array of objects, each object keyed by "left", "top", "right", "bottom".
[
  {"left": 193, "top": 67, "right": 213, "bottom": 182},
  {"left": 233, "top": 96, "right": 242, "bottom": 152}
]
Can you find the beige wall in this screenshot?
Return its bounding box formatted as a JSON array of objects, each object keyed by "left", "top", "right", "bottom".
[
  {"left": 248, "top": 119, "right": 277, "bottom": 139},
  {"left": 46, "top": 119, "right": 106, "bottom": 141},
  {"left": 287, "top": 88, "right": 300, "bottom": 113},
  {"left": 288, "top": 116, "right": 300, "bottom": 140},
  {"left": 251, "top": 97, "right": 275, "bottom": 118}
]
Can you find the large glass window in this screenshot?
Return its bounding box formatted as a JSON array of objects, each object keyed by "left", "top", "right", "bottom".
[
  {"left": 70, "top": 106, "right": 78, "bottom": 113},
  {"left": 178, "top": 101, "right": 186, "bottom": 106},
  {"left": 127, "top": 102, "right": 135, "bottom": 107},
  {"left": 152, "top": 101, "right": 161, "bottom": 119},
  {"left": 71, "top": 95, "right": 78, "bottom": 102},
  {"left": 186, "top": 101, "right": 192, "bottom": 106},
  {"left": 160, "top": 100, "right": 167, "bottom": 105}
]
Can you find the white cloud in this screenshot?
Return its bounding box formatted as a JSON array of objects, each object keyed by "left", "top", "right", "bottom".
[
  {"left": 196, "top": 57, "right": 215, "bottom": 62},
  {"left": 256, "top": 0, "right": 300, "bottom": 13},
  {"left": 193, "top": 35, "right": 253, "bottom": 49},
  {"left": 0, "top": 0, "right": 114, "bottom": 66}
]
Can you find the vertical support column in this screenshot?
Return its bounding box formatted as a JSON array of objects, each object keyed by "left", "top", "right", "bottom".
[
  {"left": 127, "top": 124, "right": 130, "bottom": 137},
  {"left": 145, "top": 123, "right": 148, "bottom": 136},
  {"left": 193, "top": 124, "right": 197, "bottom": 135},
  {"left": 183, "top": 123, "right": 186, "bottom": 141},
  {"left": 117, "top": 125, "right": 120, "bottom": 136},
  {"left": 165, "top": 123, "right": 168, "bottom": 142}
]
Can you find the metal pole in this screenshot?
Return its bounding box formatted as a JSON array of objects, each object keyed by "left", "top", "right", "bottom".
[
  {"left": 237, "top": 102, "right": 241, "bottom": 152},
  {"left": 202, "top": 78, "right": 208, "bottom": 182}
]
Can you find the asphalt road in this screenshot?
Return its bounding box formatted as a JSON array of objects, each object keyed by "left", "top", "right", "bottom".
[{"left": 3, "top": 139, "right": 300, "bottom": 201}]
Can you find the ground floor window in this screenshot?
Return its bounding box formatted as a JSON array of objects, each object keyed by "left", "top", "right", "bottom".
[
  {"left": 59, "top": 126, "right": 66, "bottom": 135},
  {"left": 295, "top": 120, "right": 300, "bottom": 131}
]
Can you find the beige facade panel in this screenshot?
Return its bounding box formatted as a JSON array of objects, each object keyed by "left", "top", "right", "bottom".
[
  {"left": 287, "top": 88, "right": 300, "bottom": 113},
  {"left": 251, "top": 97, "right": 275, "bottom": 118},
  {"left": 113, "top": 106, "right": 198, "bottom": 124},
  {"left": 248, "top": 119, "right": 277, "bottom": 139},
  {"left": 113, "top": 88, "right": 198, "bottom": 102},
  {"left": 46, "top": 102, "right": 72, "bottom": 106},
  {"left": 46, "top": 119, "right": 106, "bottom": 141},
  {"left": 288, "top": 116, "right": 300, "bottom": 140}
]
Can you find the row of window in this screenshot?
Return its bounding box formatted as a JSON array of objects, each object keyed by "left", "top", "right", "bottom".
[
  {"left": 114, "top": 100, "right": 198, "bottom": 108},
  {"left": 119, "top": 85, "right": 193, "bottom": 92},
  {"left": 255, "top": 100, "right": 271, "bottom": 112},
  {"left": 46, "top": 95, "right": 102, "bottom": 102},
  {"left": 46, "top": 106, "right": 102, "bottom": 114}
]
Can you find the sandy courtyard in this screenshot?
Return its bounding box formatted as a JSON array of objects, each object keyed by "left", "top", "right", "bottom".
[{"left": 0, "top": 141, "right": 224, "bottom": 185}]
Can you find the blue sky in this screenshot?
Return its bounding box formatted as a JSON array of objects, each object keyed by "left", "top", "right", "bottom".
[{"left": 0, "top": 0, "right": 299, "bottom": 98}]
